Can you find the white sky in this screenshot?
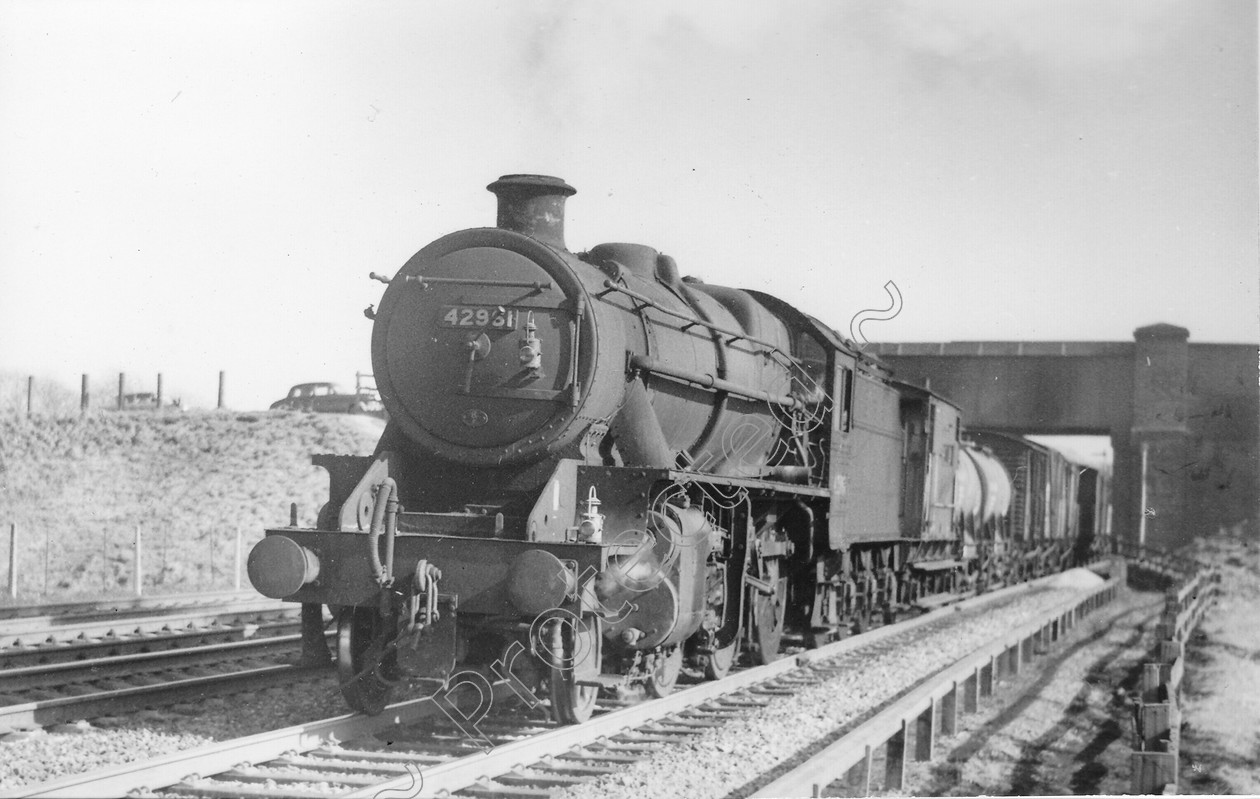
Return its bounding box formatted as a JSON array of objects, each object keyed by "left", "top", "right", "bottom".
[{"left": 2, "top": 1, "right": 1256, "bottom": 410}]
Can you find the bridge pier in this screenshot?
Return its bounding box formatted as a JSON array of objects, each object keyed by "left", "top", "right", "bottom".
[{"left": 1125, "top": 324, "right": 1191, "bottom": 552}]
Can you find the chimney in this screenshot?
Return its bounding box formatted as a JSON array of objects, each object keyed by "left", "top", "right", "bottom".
[{"left": 487, "top": 174, "right": 576, "bottom": 250}]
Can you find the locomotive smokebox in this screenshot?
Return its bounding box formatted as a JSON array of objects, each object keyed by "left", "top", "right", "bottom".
[{"left": 487, "top": 174, "right": 576, "bottom": 250}]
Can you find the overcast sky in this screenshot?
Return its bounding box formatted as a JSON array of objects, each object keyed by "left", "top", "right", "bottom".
[{"left": 1, "top": 1, "right": 1256, "bottom": 410}]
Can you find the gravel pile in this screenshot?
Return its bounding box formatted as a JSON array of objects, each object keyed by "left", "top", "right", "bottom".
[
  {"left": 0, "top": 671, "right": 347, "bottom": 790},
  {"left": 555, "top": 579, "right": 1107, "bottom": 799}
]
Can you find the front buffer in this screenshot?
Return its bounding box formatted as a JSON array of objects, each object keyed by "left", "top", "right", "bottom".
[{"left": 249, "top": 521, "right": 615, "bottom": 719}]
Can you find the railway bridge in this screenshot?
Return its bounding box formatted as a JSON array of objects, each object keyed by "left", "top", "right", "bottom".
[{"left": 873, "top": 323, "right": 1258, "bottom": 552}]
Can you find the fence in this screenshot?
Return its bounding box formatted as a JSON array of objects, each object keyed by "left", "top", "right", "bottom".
[
  {"left": 752, "top": 565, "right": 1123, "bottom": 797},
  {"left": 1128, "top": 560, "right": 1220, "bottom": 794},
  {"left": 7, "top": 371, "right": 229, "bottom": 416},
  {"left": 4, "top": 521, "right": 251, "bottom": 603}
]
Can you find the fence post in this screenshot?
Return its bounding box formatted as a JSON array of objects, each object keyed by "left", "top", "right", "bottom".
[
  {"left": 156, "top": 373, "right": 163, "bottom": 409},
  {"left": 117, "top": 373, "right": 125, "bottom": 410},
  {"left": 134, "top": 525, "right": 143, "bottom": 598},
  {"left": 7, "top": 524, "right": 16, "bottom": 600},
  {"left": 81, "top": 374, "right": 89, "bottom": 414},
  {"left": 217, "top": 370, "right": 226, "bottom": 410},
  {"left": 234, "top": 527, "right": 243, "bottom": 590},
  {"left": 26, "top": 376, "right": 33, "bottom": 416}
]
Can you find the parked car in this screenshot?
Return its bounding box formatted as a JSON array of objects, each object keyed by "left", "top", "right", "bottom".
[{"left": 269, "top": 381, "right": 384, "bottom": 415}]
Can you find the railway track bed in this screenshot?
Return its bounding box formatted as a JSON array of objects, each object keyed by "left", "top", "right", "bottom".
[
  {"left": 0, "top": 591, "right": 298, "bottom": 660},
  {"left": 0, "top": 595, "right": 327, "bottom": 742},
  {"left": 6, "top": 567, "right": 1120, "bottom": 797}
]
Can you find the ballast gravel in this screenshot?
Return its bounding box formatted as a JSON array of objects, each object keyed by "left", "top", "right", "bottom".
[
  {"left": 0, "top": 671, "right": 347, "bottom": 790},
  {"left": 1, "top": 571, "right": 1108, "bottom": 795},
  {"left": 555, "top": 572, "right": 1108, "bottom": 799}
]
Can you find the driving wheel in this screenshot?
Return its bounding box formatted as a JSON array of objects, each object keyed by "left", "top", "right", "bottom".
[
  {"left": 750, "top": 558, "right": 786, "bottom": 665},
  {"left": 703, "top": 638, "right": 740, "bottom": 680},
  {"left": 545, "top": 615, "right": 600, "bottom": 724},
  {"left": 337, "top": 606, "right": 395, "bottom": 715},
  {"left": 645, "top": 646, "right": 683, "bottom": 698}
]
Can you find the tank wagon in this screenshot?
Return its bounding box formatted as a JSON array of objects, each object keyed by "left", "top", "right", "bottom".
[
  {"left": 967, "top": 430, "right": 1113, "bottom": 582},
  {"left": 248, "top": 175, "right": 1111, "bottom": 722}
]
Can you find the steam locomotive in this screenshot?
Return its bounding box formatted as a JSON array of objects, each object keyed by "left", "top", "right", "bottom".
[{"left": 248, "top": 175, "right": 1111, "bottom": 722}]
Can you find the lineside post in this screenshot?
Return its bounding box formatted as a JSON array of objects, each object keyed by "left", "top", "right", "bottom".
[
  {"left": 941, "top": 681, "right": 959, "bottom": 736},
  {"left": 134, "top": 525, "right": 143, "bottom": 597},
  {"left": 845, "top": 745, "right": 874, "bottom": 796},
  {"left": 885, "top": 719, "right": 908, "bottom": 790},
  {"left": 234, "top": 527, "right": 243, "bottom": 590},
  {"left": 963, "top": 669, "right": 979, "bottom": 713},
  {"left": 7, "top": 523, "right": 16, "bottom": 600},
  {"left": 915, "top": 697, "right": 937, "bottom": 761}
]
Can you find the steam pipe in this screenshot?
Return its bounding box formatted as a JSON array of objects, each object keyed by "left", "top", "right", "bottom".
[{"left": 368, "top": 478, "right": 398, "bottom": 587}]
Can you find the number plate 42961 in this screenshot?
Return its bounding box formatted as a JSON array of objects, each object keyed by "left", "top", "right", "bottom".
[{"left": 440, "top": 306, "right": 520, "bottom": 330}]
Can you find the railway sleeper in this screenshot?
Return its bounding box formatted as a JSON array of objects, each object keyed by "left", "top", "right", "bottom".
[
  {"left": 533, "top": 761, "right": 622, "bottom": 776},
  {"left": 308, "top": 746, "right": 453, "bottom": 765},
  {"left": 220, "top": 765, "right": 389, "bottom": 785},
  {"left": 556, "top": 748, "right": 644, "bottom": 764},
  {"left": 494, "top": 769, "right": 595, "bottom": 787},
  {"left": 461, "top": 780, "right": 552, "bottom": 798},
  {"left": 271, "top": 754, "right": 414, "bottom": 774}
]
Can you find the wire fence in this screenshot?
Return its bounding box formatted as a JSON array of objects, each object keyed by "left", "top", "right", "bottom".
[{"left": 4, "top": 521, "right": 252, "bottom": 604}]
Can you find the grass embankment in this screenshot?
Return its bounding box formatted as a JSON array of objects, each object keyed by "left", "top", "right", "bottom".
[{"left": 0, "top": 411, "right": 382, "bottom": 602}]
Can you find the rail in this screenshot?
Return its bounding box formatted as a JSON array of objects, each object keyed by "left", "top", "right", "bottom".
[
  {"left": 8, "top": 689, "right": 468, "bottom": 799},
  {"left": 15, "top": 567, "right": 1096, "bottom": 798},
  {"left": 0, "top": 589, "right": 274, "bottom": 622},
  {"left": 0, "top": 661, "right": 322, "bottom": 735},
  {"left": 752, "top": 567, "right": 1122, "bottom": 797},
  {"left": 0, "top": 595, "right": 294, "bottom": 646},
  {"left": 364, "top": 567, "right": 1113, "bottom": 799}
]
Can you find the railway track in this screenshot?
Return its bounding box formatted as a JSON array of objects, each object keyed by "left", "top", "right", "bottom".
[
  {"left": 0, "top": 633, "right": 330, "bottom": 735},
  {"left": 12, "top": 567, "right": 1117, "bottom": 798},
  {"left": 0, "top": 592, "right": 323, "bottom": 736},
  {"left": 0, "top": 616, "right": 304, "bottom": 670},
  {"left": 0, "top": 591, "right": 296, "bottom": 652}
]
